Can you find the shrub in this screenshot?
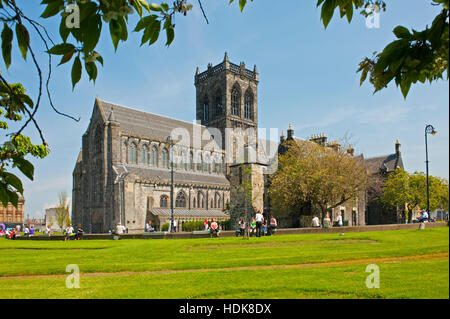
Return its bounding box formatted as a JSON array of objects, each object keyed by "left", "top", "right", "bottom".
[
  {"left": 161, "top": 223, "right": 169, "bottom": 231},
  {"left": 182, "top": 221, "right": 204, "bottom": 232}
]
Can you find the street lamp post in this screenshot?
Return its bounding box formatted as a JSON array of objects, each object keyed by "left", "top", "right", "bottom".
[
  {"left": 425, "top": 124, "right": 437, "bottom": 219},
  {"left": 113, "top": 165, "right": 129, "bottom": 229},
  {"left": 166, "top": 136, "right": 174, "bottom": 233}
]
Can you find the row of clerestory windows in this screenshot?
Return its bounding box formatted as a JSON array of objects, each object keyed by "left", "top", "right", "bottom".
[{"left": 126, "top": 142, "right": 224, "bottom": 174}]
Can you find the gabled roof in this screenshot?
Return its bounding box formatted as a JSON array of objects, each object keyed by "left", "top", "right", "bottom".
[
  {"left": 97, "top": 99, "right": 221, "bottom": 151},
  {"left": 365, "top": 153, "right": 403, "bottom": 175},
  {"left": 124, "top": 165, "right": 230, "bottom": 187}
]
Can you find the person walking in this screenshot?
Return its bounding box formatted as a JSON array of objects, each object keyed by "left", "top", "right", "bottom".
[
  {"left": 255, "top": 211, "right": 264, "bottom": 237},
  {"left": 204, "top": 219, "right": 209, "bottom": 231}
]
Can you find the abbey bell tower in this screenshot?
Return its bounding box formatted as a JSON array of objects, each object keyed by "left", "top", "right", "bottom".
[{"left": 194, "top": 53, "right": 259, "bottom": 150}]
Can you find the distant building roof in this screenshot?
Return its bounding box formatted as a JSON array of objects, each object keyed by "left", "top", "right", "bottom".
[{"left": 365, "top": 153, "right": 403, "bottom": 175}]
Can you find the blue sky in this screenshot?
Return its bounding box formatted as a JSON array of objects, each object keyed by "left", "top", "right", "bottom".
[{"left": 3, "top": 0, "right": 449, "bottom": 218}]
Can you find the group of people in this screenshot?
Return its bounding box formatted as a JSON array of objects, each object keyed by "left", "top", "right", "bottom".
[
  {"left": 237, "top": 212, "right": 277, "bottom": 237},
  {"left": 2, "top": 225, "right": 22, "bottom": 239},
  {"left": 64, "top": 224, "right": 84, "bottom": 241},
  {"left": 311, "top": 212, "right": 343, "bottom": 228}
]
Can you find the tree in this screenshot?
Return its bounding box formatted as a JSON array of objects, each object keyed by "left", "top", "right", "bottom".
[
  {"left": 237, "top": 0, "right": 449, "bottom": 98},
  {"left": 269, "top": 139, "right": 368, "bottom": 222},
  {"left": 0, "top": 0, "right": 203, "bottom": 207},
  {"left": 317, "top": 0, "right": 449, "bottom": 98},
  {"left": 382, "top": 169, "right": 450, "bottom": 221},
  {"left": 55, "top": 190, "right": 70, "bottom": 231}
]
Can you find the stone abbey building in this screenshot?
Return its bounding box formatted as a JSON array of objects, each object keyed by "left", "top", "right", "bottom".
[{"left": 72, "top": 54, "right": 403, "bottom": 233}]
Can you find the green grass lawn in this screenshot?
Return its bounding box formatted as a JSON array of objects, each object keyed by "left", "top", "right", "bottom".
[{"left": 0, "top": 227, "right": 448, "bottom": 299}]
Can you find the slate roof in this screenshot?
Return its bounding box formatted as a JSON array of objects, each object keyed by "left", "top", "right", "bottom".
[
  {"left": 98, "top": 99, "right": 222, "bottom": 150},
  {"left": 150, "top": 208, "right": 228, "bottom": 217},
  {"left": 124, "top": 165, "right": 230, "bottom": 187},
  {"left": 365, "top": 153, "right": 403, "bottom": 175}
]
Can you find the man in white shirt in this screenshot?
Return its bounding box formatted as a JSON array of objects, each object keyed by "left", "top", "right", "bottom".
[
  {"left": 312, "top": 216, "right": 320, "bottom": 228},
  {"left": 116, "top": 222, "right": 126, "bottom": 234},
  {"left": 255, "top": 211, "right": 264, "bottom": 237}
]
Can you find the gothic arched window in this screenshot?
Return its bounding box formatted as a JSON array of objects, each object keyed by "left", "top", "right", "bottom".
[
  {"left": 160, "top": 195, "right": 168, "bottom": 208},
  {"left": 203, "top": 96, "right": 209, "bottom": 122},
  {"left": 141, "top": 145, "right": 149, "bottom": 164},
  {"left": 161, "top": 148, "right": 169, "bottom": 168},
  {"left": 215, "top": 89, "right": 223, "bottom": 118},
  {"left": 215, "top": 192, "right": 222, "bottom": 208},
  {"left": 150, "top": 146, "right": 158, "bottom": 166},
  {"left": 94, "top": 126, "right": 102, "bottom": 155},
  {"left": 231, "top": 85, "right": 240, "bottom": 116},
  {"left": 128, "top": 142, "right": 137, "bottom": 163},
  {"left": 197, "top": 191, "right": 205, "bottom": 208},
  {"left": 244, "top": 91, "right": 253, "bottom": 120},
  {"left": 175, "top": 191, "right": 187, "bottom": 208}
]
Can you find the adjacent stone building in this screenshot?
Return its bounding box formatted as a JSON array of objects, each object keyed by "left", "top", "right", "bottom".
[{"left": 0, "top": 197, "right": 25, "bottom": 230}]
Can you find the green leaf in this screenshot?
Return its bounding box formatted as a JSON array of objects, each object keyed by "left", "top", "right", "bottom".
[
  {"left": 58, "top": 49, "right": 75, "bottom": 65},
  {"left": 109, "top": 19, "right": 121, "bottom": 51},
  {"left": 47, "top": 43, "right": 76, "bottom": 55},
  {"left": 59, "top": 16, "right": 70, "bottom": 42},
  {"left": 149, "top": 3, "right": 163, "bottom": 11},
  {"left": 41, "top": 1, "right": 63, "bottom": 18},
  {"left": 393, "top": 26, "right": 411, "bottom": 39},
  {"left": 71, "top": 55, "right": 82, "bottom": 90},
  {"left": 239, "top": 0, "right": 247, "bottom": 12},
  {"left": 161, "top": 2, "right": 169, "bottom": 11},
  {"left": 13, "top": 157, "right": 34, "bottom": 181},
  {"left": 15, "top": 24, "right": 30, "bottom": 60},
  {"left": 6, "top": 189, "right": 18, "bottom": 208},
  {"left": 166, "top": 24, "right": 174, "bottom": 46},
  {"left": 0, "top": 186, "right": 9, "bottom": 208},
  {"left": 85, "top": 61, "right": 98, "bottom": 82},
  {"left": 321, "top": 0, "right": 337, "bottom": 29},
  {"left": 83, "top": 14, "right": 102, "bottom": 52},
  {"left": 1, "top": 23, "right": 13, "bottom": 69},
  {"left": 400, "top": 79, "right": 412, "bottom": 98},
  {"left": 4, "top": 172, "right": 23, "bottom": 194}
]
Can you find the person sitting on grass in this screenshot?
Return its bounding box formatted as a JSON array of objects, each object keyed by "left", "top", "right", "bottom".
[{"left": 210, "top": 219, "right": 220, "bottom": 237}]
